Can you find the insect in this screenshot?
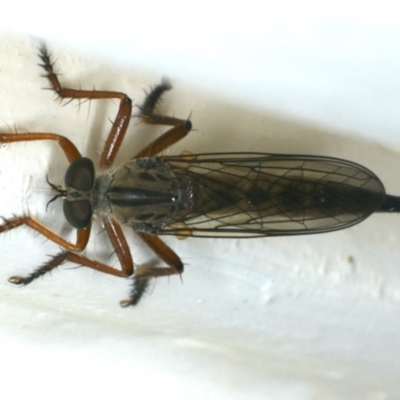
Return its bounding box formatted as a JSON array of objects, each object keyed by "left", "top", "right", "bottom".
[{"left": 1, "top": 45, "right": 399, "bottom": 307}]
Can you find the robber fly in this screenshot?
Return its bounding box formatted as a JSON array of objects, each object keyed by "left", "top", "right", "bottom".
[{"left": 1, "top": 44, "right": 399, "bottom": 307}]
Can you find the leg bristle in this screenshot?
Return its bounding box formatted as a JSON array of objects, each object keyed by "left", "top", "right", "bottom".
[
  {"left": 120, "top": 276, "right": 150, "bottom": 307},
  {"left": 8, "top": 251, "right": 67, "bottom": 286}
]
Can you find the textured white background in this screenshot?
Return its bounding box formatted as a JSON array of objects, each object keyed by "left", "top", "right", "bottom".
[{"left": 1, "top": 2, "right": 400, "bottom": 399}]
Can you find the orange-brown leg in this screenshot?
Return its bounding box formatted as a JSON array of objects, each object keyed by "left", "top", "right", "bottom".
[
  {"left": 4, "top": 217, "right": 138, "bottom": 303},
  {"left": 133, "top": 82, "right": 192, "bottom": 159},
  {"left": 102, "top": 215, "right": 134, "bottom": 276},
  {"left": 8, "top": 250, "right": 127, "bottom": 285},
  {"left": 0, "top": 216, "right": 90, "bottom": 251},
  {"left": 136, "top": 232, "right": 184, "bottom": 274},
  {"left": 2, "top": 216, "right": 93, "bottom": 287},
  {"left": 9, "top": 248, "right": 151, "bottom": 306},
  {"left": 0, "top": 132, "right": 81, "bottom": 162},
  {"left": 6, "top": 220, "right": 151, "bottom": 306},
  {"left": 38, "top": 43, "right": 132, "bottom": 169},
  {"left": 110, "top": 232, "right": 185, "bottom": 307},
  {"left": 9, "top": 244, "right": 155, "bottom": 308},
  {"left": 5, "top": 214, "right": 155, "bottom": 306},
  {"left": 102, "top": 215, "right": 156, "bottom": 306},
  {"left": 91, "top": 218, "right": 184, "bottom": 306}
]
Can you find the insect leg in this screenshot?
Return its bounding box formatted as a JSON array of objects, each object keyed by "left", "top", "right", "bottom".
[
  {"left": 9, "top": 248, "right": 152, "bottom": 306},
  {"left": 4, "top": 227, "right": 101, "bottom": 293},
  {"left": 136, "top": 232, "right": 184, "bottom": 273},
  {"left": 4, "top": 217, "right": 178, "bottom": 306},
  {"left": 1, "top": 216, "right": 90, "bottom": 251},
  {"left": 6, "top": 216, "right": 137, "bottom": 305},
  {"left": 7, "top": 216, "right": 161, "bottom": 307},
  {"left": 38, "top": 43, "right": 132, "bottom": 169},
  {"left": 8, "top": 250, "right": 128, "bottom": 285},
  {"left": 0, "top": 132, "right": 81, "bottom": 162},
  {"left": 133, "top": 82, "right": 192, "bottom": 158},
  {"left": 6, "top": 216, "right": 144, "bottom": 306},
  {"left": 117, "top": 232, "right": 184, "bottom": 307},
  {"left": 101, "top": 215, "right": 134, "bottom": 276},
  {"left": 3, "top": 213, "right": 143, "bottom": 305}
]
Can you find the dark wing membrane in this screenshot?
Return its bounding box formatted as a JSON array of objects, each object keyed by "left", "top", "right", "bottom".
[{"left": 159, "top": 153, "right": 386, "bottom": 238}]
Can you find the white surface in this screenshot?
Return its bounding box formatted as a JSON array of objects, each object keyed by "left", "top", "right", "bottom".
[{"left": 0, "top": 6, "right": 400, "bottom": 400}]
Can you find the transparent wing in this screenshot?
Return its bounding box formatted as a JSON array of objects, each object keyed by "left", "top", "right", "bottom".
[{"left": 159, "top": 152, "right": 386, "bottom": 238}]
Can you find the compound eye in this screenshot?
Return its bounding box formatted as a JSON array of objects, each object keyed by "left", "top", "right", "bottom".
[
  {"left": 63, "top": 200, "right": 92, "bottom": 229},
  {"left": 63, "top": 157, "right": 95, "bottom": 229},
  {"left": 65, "top": 157, "right": 95, "bottom": 190}
]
